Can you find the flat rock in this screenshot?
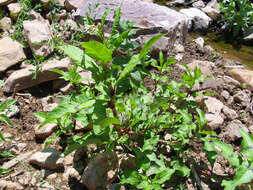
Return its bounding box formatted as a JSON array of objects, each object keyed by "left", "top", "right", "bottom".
[
  {"left": 0, "top": 37, "right": 26, "bottom": 72},
  {"left": 75, "top": 0, "right": 188, "bottom": 47},
  {"left": 187, "top": 60, "right": 215, "bottom": 76},
  {"left": 222, "top": 106, "right": 238, "bottom": 120},
  {"left": 205, "top": 113, "right": 224, "bottom": 130},
  {"left": 180, "top": 7, "right": 211, "bottom": 33},
  {"left": 2, "top": 151, "right": 34, "bottom": 169},
  {"left": 82, "top": 151, "right": 119, "bottom": 190},
  {"left": 3, "top": 58, "right": 70, "bottom": 93},
  {"left": 224, "top": 120, "right": 248, "bottom": 141},
  {"left": 23, "top": 11, "right": 53, "bottom": 57},
  {"left": 228, "top": 68, "right": 253, "bottom": 90},
  {"left": 204, "top": 97, "right": 224, "bottom": 114},
  {"left": 35, "top": 123, "right": 58, "bottom": 140},
  {"left": 29, "top": 148, "right": 64, "bottom": 170},
  {"left": 0, "top": 0, "right": 14, "bottom": 6},
  {"left": 0, "top": 180, "right": 23, "bottom": 190},
  {"left": 201, "top": 0, "right": 220, "bottom": 20}
]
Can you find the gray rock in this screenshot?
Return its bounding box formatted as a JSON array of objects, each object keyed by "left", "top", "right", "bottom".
[
  {"left": 205, "top": 113, "right": 224, "bottom": 130},
  {"left": 224, "top": 120, "right": 248, "bottom": 141},
  {"left": 174, "top": 43, "right": 185, "bottom": 53},
  {"left": 201, "top": 0, "right": 220, "bottom": 20},
  {"left": 204, "top": 97, "right": 224, "bottom": 114},
  {"left": 0, "top": 0, "right": 14, "bottom": 6},
  {"left": 228, "top": 68, "right": 253, "bottom": 90},
  {"left": 192, "top": 0, "right": 205, "bottom": 8},
  {"left": 2, "top": 151, "right": 34, "bottom": 169},
  {"left": 63, "top": 167, "right": 80, "bottom": 182},
  {"left": 201, "top": 78, "right": 223, "bottom": 90},
  {"left": 221, "top": 90, "right": 230, "bottom": 100},
  {"left": 194, "top": 37, "right": 204, "bottom": 48},
  {"left": 243, "top": 26, "right": 253, "bottom": 45},
  {"left": 187, "top": 60, "right": 215, "bottom": 76},
  {"left": 222, "top": 106, "right": 238, "bottom": 120},
  {"left": 65, "top": 0, "right": 87, "bottom": 11},
  {"left": 75, "top": 0, "right": 188, "bottom": 48},
  {"left": 35, "top": 123, "right": 58, "bottom": 140},
  {"left": 43, "top": 103, "right": 58, "bottom": 112},
  {"left": 0, "top": 17, "right": 11, "bottom": 31},
  {"left": 223, "top": 75, "right": 241, "bottom": 87},
  {"left": 29, "top": 148, "right": 64, "bottom": 170},
  {"left": 3, "top": 58, "right": 70, "bottom": 93},
  {"left": 23, "top": 11, "right": 53, "bottom": 57},
  {"left": 233, "top": 90, "right": 251, "bottom": 107},
  {"left": 7, "top": 3, "right": 21, "bottom": 20},
  {"left": 180, "top": 8, "right": 211, "bottom": 33},
  {"left": 0, "top": 37, "right": 26, "bottom": 72},
  {"left": 82, "top": 151, "right": 119, "bottom": 190},
  {"left": 212, "top": 163, "right": 224, "bottom": 176}
]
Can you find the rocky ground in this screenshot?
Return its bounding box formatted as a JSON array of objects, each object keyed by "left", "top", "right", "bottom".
[{"left": 0, "top": 0, "right": 252, "bottom": 190}]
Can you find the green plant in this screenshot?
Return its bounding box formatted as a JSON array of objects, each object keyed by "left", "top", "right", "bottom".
[
  {"left": 35, "top": 7, "right": 214, "bottom": 189},
  {"left": 205, "top": 129, "right": 253, "bottom": 190},
  {"left": 219, "top": 0, "right": 253, "bottom": 39}
]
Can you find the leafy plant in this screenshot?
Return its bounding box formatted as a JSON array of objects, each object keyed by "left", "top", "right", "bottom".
[
  {"left": 35, "top": 6, "right": 213, "bottom": 189},
  {"left": 219, "top": 0, "right": 253, "bottom": 39},
  {"left": 205, "top": 129, "right": 253, "bottom": 190}
]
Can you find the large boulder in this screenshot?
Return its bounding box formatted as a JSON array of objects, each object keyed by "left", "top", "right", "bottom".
[
  {"left": 201, "top": 0, "right": 221, "bottom": 21},
  {"left": 180, "top": 8, "right": 211, "bottom": 33},
  {"left": 75, "top": 0, "right": 189, "bottom": 49},
  {"left": 23, "top": 11, "right": 53, "bottom": 57},
  {"left": 0, "top": 37, "right": 26, "bottom": 73},
  {"left": 3, "top": 58, "right": 70, "bottom": 93}
]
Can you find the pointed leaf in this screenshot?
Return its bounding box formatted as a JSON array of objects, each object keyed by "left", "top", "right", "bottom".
[
  {"left": 58, "top": 45, "right": 83, "bottom": 65},
  {"left": 240, "top": 129, "right": 253, "bottom": 161},
  {"left": 0, "top": 99, "right": 16, "bottom": 112},
  {"left": 0, "top": 114, "right": 13, "bottom": 127}
]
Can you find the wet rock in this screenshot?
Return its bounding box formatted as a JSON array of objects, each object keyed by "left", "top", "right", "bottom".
[
  {"left": 201, "top": 0, "right": 220, "bottom": 20},
  {"left": 228, "top": 68, "right": 253, "bottom": 90},
  {"left": 233, "top": 90, "right": 251, "bottom": 107},
  {"left": 75, "top": 0, "right": 188, "bottom": 48},
  {"left": 0, "top": 0, "right": 14, "bottom": 6},
  {"left": 180, "top": 8, "right": 211, "bottom": 33},
  {"left": 82, "top": 151, "right": 119, "bottom": 190},
  {"left": 224, "top": 120, "right": 249, "bottom": 141},
  {"left": 0, "top": 180, "right": 23, "bottom": 190},
  {"left": 0, "top": 37, "right": 26, "bottom": 72},
  {"left": 29, "top": 148, "right": 64, "bottom": 170},
  {"left": 23, "top": 11, "right": 53, "bottom": 57},
  {"left": 0, "top": 17, "right": 11, "bottom": 31},
  {"left": 2, "top": 151, "right": 34, "bottom": 169},
  {"left": 187, "top": 60, "right": 215, "bottom": 76},
  {"left": 205, "top": 113, "right": 224, "bottom": 130},
  {"left": 204, "top": 97, "right": 224, "bottom": 114},
  {"left": 35, "top": 123, "right": 58, "bottom": 140},
  {"left": 222, "top": 106, "right": 238, "bottom": 120},
  {"left": 3, "top": 58, "right": 70, "bottom": 93},
  {"left": 221, "top": 90, "right": 230, "bottom": 100},
  {"left": 8, "top": 3, "right": 21, "bottom": 21}
]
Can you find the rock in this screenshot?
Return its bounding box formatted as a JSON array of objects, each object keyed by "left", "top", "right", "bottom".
[
  {"left": 75, "top": 0, "right": 188, "bottom": 48},
  {"left": 233, "top": 90, "right": 251, "bottom": 107},
  {"left": 29, "top": 148, "right": 64, "bottom": 170},
  {"left": 0, "top": 17, "right": 11, "bottom": 31},
  {"left": 180, "top": 8, "right": 211, "bottom": 33},
  {"left": 223, "top": 75, "right": 241, "bottom": 87},
  {"left": 0, "top": 180, "right": 23, "bottom": 190},
  {"left": 0, "top": 0, "right": 14, "bottom": 6},
  {"left": 174, "top": 43, "right": 185, "bottom": 53},
  {"left": 221, "top": 90, "right": 230, "bottom": 100},
  {"left": 222, "top": 106, "right": 238, "bottom": 120},
  {"left": 2, "top": 151, "right": 34, "bottom": 169},
  {"left": 82, "top": 151, "right": 119, "bottom": 190},
  {"left": 119, "top": 154, "right": 136, "bottom": 171},
  {"left": 201, "top": 78, "right": 223, "bottom": 90},
  {"left": 79, "top": 71, "right": 93, "bottom": 86},
  {"left": 192, "top": 0, "right": 205, "bottom": 8},
  {"left": 243, "top": 26, "right": 253, "bottom": 45},
  {"left": 63, "top": 167, "right": 80, "bottom": 181},
  {"left": 0, "top": 37, "right": 26, "bottom": 72},
  {"left": 212, "top": 163, "right": 224, "bottom": 176},
  {"left": 65, "top": 0, "right": 87, "bottom": 11},
  {"left": 3, "top": 58, "right": 70, "bottom": 93},
  {"left": 64, "top": 19, "right": 78, "bottom": 30},
  {"left": 228, "top": 68, "right": 253, "bottom": 90},
  {"left": 35, "top": 123, "right": 58, "bottom": 140},
  {"left": 224, "top": 120, "right": 248, "bottom": 141},
  {"left": 204, "top": 97, "right": 224, "bottom": 114},
  {"left": 7, "top": 3, "right": 22, "bottom": 21},
  {"left": 43, "top": 103, "right": 58, "bottom": 112},
  {"left": 201, "top": 0, "right": 220, "bottom": 20},
  {"left": 47, "top": 9, "right": 67, "bottom": 22},
  {"left": 3, "top": 104, "right": 19, "bottom": 117},
  {"left": 194, "top": 37, "right": 204, "bottom": 48},
  {"left": 205, "top": 113, "right": 224, "bottom": 130},
  {"left": 23, "top": 11, "right": 53, "bottom": 57},
  {"left": 187, "top": 60, "right": 215, "bottom": 76},
  {"left": 249, "top": 125, "right": 253, "bottom": 134}
]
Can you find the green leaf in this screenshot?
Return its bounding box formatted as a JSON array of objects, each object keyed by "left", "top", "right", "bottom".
[
  {"left": 0, "top": 114, "right": 13, "bottom": 127},
  {"left": 34, "top": 112, "right": 47, "bottom": 123},
  {"left": 154, "top": 168, "right": 175, "bottom": 184},
  {"left": 0, "top": 99, "right": 16, "bottom": 112},
  {"left": 240, "top": 129, "right": 253, "bottom": 161},
  {"left": 204, "top": 140, "right": 217, "bottom": 167},
  {"left": 0, "top": 168, "right": 10, "bottom": 176},
  {"left": 58, "top": 45, "right": 83, "bottom": 65},
  {"left": 143, "top": 136, "right": 159, "bottom": 151},
  {"left": 222, "top": 162, "right": 253, "bottom": 190},
  {"left": 82, "top": 40, "right": 112, "bottom": 65},
  {"left": 214, "top": 139, "right": 240, "bottom": 168},
  {"left": 139, "top": 34, "right": 165, "bottom": 60}
]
